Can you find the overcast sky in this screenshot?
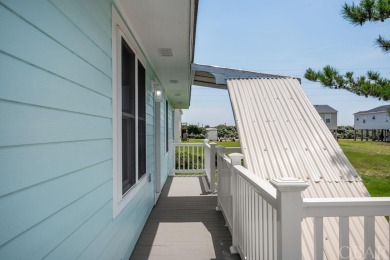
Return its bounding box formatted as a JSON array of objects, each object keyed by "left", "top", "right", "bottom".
[{"left": 182, "top": 0, "right": 390, "bottom": 126}]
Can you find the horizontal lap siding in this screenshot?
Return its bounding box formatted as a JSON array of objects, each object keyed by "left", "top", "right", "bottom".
[{"left": 0, "top": 1, "right": 155, "bottom": 259}]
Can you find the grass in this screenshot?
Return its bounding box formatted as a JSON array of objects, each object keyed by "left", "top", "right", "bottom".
[
  {"left": 181, "top": 139, "right": 390, "bottom": 197},
  {"left": 338, "top": 140, "right": 390, "bottom": 197}
]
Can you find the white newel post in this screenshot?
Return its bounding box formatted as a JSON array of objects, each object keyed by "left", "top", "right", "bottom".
[
  {"left": 216, "top": 146, "right": 226, "bottom": 211},
  {"left": 270, "top": 178, "right": 309, "bottom": 260},
  {"left": 229, "top": 153, "right": 244, "bottom": 254},
  {"left": 209, "top": 142, "right": 217, "bottom": 192},
  {"left": 203, "top": 139, "right": 209, "bottom": 175}
]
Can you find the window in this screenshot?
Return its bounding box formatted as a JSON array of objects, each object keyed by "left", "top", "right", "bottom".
[
  {"left": 113, "top": 23, "right": 147, "bottom": 217},
  {"left": 325, "top": 114, "right": 331, "bottom": 123},
  {"left": 372, "top": 115, "right": 375, "bottom": 120},
  {"left": 363, "top": 116, "right": 366, "bottom": 124},
  {"left": 120, "top": 38, "right": 146, "bottom": 194},
  {"left": 121, "top": 37, "right": 136, "bottom": 194},
  {"left": 166, "top": 100, "right": 169, "bottom": 152}
]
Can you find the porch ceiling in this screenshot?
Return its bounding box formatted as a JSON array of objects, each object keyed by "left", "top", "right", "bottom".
[{"left": 116, "top": 0, "right": 197, "bottom": 108}]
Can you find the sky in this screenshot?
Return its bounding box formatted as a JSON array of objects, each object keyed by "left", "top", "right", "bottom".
[{"left": 182, "top": 0, "right": 390, "bottom": 126}]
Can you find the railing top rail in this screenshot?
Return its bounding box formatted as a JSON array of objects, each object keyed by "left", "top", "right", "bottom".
[
  {"left": 303, "top": 197, "right": 390, "bottom": 217},
  {"left": 234, "top": 165, "right": 278, "bottom": 208},
  {"left": 224, "top": 147, "right": 241, "bottom": 152},
  {"left": 174, "top": 143, "right": 204, "bottom": 147},
  {"left": 219, "top": 153, "right": 231, "bottom": 164}
]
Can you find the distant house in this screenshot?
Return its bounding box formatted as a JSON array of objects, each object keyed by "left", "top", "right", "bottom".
[
  {"left": 354, "top": 105, "right": 390, "bottom": 130},
  {"left": 354, "top": 105, "right": 390, "bottom": 141},
  {"left": 314, "top": 105, "right": 338, "bottom": 130}
]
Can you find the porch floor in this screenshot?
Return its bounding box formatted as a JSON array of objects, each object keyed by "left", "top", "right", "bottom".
[{"left": 130, "top": 176, "right": 241, "bottom": 260}]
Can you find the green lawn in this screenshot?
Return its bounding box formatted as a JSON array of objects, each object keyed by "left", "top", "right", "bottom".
[
  {"left": 182, "top": 139, "right": 390, "bottom": 197},
  {"left": 338, "top": 140, "right": 390, "bottom": 197}
]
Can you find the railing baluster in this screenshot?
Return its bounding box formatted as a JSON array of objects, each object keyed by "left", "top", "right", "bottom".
[
  {"left": 364, "top": 216, "right": 375, "bottom": 260},
  {"left": 178, "top": 145, "right": 181, "bottom": 170},
  {"left": 339, "top": 217, "right": 349, "bottom": 260},
  {"left": 314, "top": 217, "right": 324, "bottom": 260},
  {"left": 263, "top": 199, "right": 268, "bottom": 259},
  {"left": 244, "top": 180, "right": 248, "bottom": 257},
  {"left": 196, "top": 145, "right": 199, "bottom": 169},
  {"left": 239, "top": 176, "right": 243, "bottom": 247},
  {"left": 249, "top": 187, "right": 253, "bottom": 260},
  {"left": 255, "top": 192, "right": 259, "bottom": 260},
  {"left": 187, "top": 145, "right": 189, "bottom": 170},
  {"left": 251, "top": 189, "right": 255, "bottom": 259},
  {"left": 259, "top": 198, "right": 263, "bottom": 260},
  {"left": 273, "top": 208, "right": 277, "bottom": 260},
  {"left": 268, "top": 203, "right": 273, "bottom": 260}
]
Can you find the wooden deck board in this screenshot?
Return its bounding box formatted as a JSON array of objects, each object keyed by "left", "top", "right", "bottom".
[{"left": 130, "top": 176, "right": 241, "bottom": 260}]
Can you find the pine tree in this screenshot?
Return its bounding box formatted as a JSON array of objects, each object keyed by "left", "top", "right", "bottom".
[
  {"left": 305, "top": 67, "right": 390, "bottom": 101},
  {"left": 342, "top": 0, "right": 390, "bottom": 53},
  {"left": 304, "top": 0, "right": 390, "bottom": 101}
]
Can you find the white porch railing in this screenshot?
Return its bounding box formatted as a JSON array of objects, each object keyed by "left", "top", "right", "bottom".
[
  {"left": 173, "top": 142, "right": 205, "bottom": 174},
  {"left": 172, "top": 139, "right": 218, "bottom": 192},
  {"left": 216, "top": 147, "right": 390, "bottom": 260},
  {"left": 303, "top": 198, "right": 390, "bottom": 260}
]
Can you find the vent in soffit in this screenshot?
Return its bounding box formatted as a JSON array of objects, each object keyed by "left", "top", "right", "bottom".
[
  {"left": 159, "top": 48, "right": 173, "bottom": 57},
  {"left": 169, "top": 80, "right": 178, "bottom": 84}
]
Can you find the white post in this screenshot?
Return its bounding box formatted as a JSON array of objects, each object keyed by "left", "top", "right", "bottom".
[
  {"left": 216, "top": 146, "right": 226, "bottom": 211},
  {"left": 169, "top": 140, "right": 175, "bottom": 176},
  {"left": 209, "top": 142, "right": 217, "bottom": 193},
  {"left": 229, "top": 153, "right": 244, "bottom": 254},
  {"left": 270, "top": 178, "right": 309, "bottom": 260}
]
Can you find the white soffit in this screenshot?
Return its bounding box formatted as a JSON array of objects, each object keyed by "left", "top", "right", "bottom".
[
  {"left": 116, "top": 0, "right": 197, "bottom": 108},
  {"left": 227, "top": 78, "right": 389, "bottom": 259}
]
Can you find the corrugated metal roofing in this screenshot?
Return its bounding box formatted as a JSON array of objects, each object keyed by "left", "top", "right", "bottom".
[
  {"left": 314, "top": 104, "right": 338, "bottom": 113},
  {"left": 354, "top": 105, "right": 390, "bottom": 115},
  {"left": 227, "top": 78, "right": 389, "bottom": 259}
]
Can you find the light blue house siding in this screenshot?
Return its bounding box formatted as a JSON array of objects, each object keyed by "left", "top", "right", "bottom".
[{"left": 0, "top": 1, "right": 173, "bottom": 259}]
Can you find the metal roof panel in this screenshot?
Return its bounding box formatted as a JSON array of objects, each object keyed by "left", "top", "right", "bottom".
[{"left": 227, "top": 77, "right": 389, "bottom": 259}]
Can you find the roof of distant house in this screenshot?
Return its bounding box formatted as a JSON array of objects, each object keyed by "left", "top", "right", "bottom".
[
  {"left": 313, "top": 105, "right": 338, "bottom": 113},
  {"left": 354, "top": 105, "right": 390, "bottom": 115}
]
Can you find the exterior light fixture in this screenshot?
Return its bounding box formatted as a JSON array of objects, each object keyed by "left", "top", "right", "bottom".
[
  {"left": 152, "top": 80, "right": 163, "bottom": 103},
  {"left": 155, "top": 90, "right": 162, "bottom": 102}
]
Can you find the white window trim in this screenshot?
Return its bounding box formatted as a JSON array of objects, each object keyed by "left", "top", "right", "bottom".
[{"left": 112, "top": 9, "right": 148, "bottom": 218}]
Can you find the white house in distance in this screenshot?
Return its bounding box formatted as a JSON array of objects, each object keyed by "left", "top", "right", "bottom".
[
  {"left": 354, "top": 105, "right": 390, "bottom": 141},
  {"left": 313, "top": 105, "right": 338, "bottom": 130}
]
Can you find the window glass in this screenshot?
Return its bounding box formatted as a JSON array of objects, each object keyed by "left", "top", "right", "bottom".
[
  {"left": 138, "top": 61, "right": 146, "bottom": 180},
  {"left": 121, "top": 38, "right": 136, "bottom": 195}
]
